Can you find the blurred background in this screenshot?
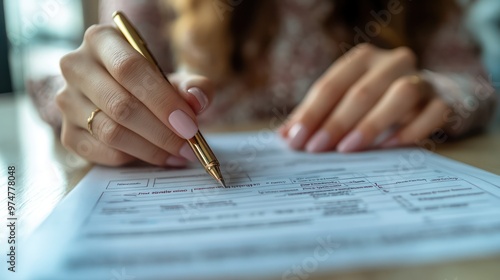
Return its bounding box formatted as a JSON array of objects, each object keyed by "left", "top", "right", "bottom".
[
  {"left": 0, "top": 0, "right": 499, "bottom": 121},
  {"left": 1, "top": 0, "right": 98, "bottom": 93}
]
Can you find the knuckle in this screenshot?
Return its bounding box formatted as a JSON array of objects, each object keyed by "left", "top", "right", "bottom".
[
  {"left": 394, "top": 46, "right": 417, "bottom": 66},
  {"left": 111, "top": 51, "right": 143, "bottom": 82},
  {"left": 97, "top": 117, "right": 123, "bottom": 146},
  {"left": 309, "top": 78, "right": 330, "bottom": 98},
  {"left": 106, "top": 93, "right": 135, "bottom": 122},
  {"left": 349, "top": 86, "right": 372, "bottom": 103},
  {"left": 393, "top": 76, "right": 419, "bottom": 97},
  {"left": 83, "top": 24, "right": 107, "bottom": 43},
  {"left": 59, "top": 51, "right": 79, "bottom": 78},
  {"left": 55, "top": 88, "right": 69, "bottom": 110},
  {"left": 355, "top": 43, "right": 374, "bottom": 56}
]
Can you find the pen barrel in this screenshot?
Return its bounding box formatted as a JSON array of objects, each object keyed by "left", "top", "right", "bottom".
[
  {"left": 187, "top": 132, "right": 219, "bottom": 167},
  {"left": 112, "top": 11, "right": 161, "bottom": 70},
  {"left": 113, "top": 11, "right": 224, "bottom": 185},
  {"left": 187, "top": 132, "right": 223, "bottom": 182}
]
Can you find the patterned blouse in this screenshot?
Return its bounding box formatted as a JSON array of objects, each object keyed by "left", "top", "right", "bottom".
[{"left": 33, "top": 0, "right": 497, "bottom": 137}]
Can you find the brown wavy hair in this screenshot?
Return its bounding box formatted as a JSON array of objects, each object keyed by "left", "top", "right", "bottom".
[{"left": 166, "top": 0, "right": 457, "bottom": 87}]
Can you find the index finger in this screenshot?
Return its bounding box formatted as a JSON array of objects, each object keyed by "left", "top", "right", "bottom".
[{"left": 84, "top": 25, "right": 198, "bottom": 140}]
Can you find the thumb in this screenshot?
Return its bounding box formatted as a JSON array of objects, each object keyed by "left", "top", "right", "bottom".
[{"left": 167, "top": 72, "right": 215, "bottom": 115}]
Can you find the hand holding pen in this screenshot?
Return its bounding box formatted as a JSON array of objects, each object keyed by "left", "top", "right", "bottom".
[{"left": 56, "top": 12, "right": 225, "bottom": 186}]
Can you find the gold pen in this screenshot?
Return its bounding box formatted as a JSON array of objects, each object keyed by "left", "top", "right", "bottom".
[{"left": 112, "top": 11, "right": 227, "bottom": 188}]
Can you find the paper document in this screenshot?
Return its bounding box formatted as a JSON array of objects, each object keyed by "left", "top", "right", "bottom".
[{"left": 16, "top": 132, "right": 500, "bottom": 280}]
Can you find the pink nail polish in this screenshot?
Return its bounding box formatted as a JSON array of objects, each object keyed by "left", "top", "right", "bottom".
[
  {"left": 166, "top": 156, "right": 187, "bottom": 167},
  {"left": 180, "top": 142, "right": 198, "bottom": 162},
  {"left": 306, "top": 130, "right": 330, "bottom": 153},
  {"left": 287, "top": 123, "right": 308, "bottom": 150},
  {"left": 337, "top": 131, "right": 363, "bottom": 153},
  {"left": 187, "top": 87, "right": 208, "bottom": 113},
  {"left": 168, "top": 110, "right": 198, "bottom": 139}
]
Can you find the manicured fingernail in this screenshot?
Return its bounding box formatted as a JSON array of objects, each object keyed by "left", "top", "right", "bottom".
[
  {"left": 337, "top": 130, "right": 363, "bottom": 153},
  {"left": 287, "top": 123, "right": 308, "bottom": 149},
  {"left": 180, "top": 142, "right": 198, "bottom": 162},
  {"left": 380, "top": 137, "right": 399, "bottom": 148},
  {"left": 168, "top": 110, "right": 198, "bottom": 139},
  {"left": 306, "top": 130, "right": 330, "bottom": 153},
  {"left": 187, "top": 87, "right": 208, "bottom": 113},
  {"left": 166, "top": 156, "right": 187, "bottom": 167}
]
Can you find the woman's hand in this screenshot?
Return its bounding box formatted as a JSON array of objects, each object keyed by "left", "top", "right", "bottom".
[
  {"left": 56, "top": 24, "right": 214, "bottom": 166},
  {"left": 280, "top": 43, "right": 449, "bottom": 153}
]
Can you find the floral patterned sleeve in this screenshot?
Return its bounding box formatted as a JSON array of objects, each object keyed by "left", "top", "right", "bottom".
[{"left": 421, "top": 12, "right": 497, "bottom": 138}]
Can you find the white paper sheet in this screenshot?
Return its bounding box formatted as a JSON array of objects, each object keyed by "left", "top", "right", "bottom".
[{"left": 15, "top": 132, "right": 500, "bottom": 280}]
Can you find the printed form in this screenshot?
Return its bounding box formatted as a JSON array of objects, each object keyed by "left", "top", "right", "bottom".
[{"left": 18, "top": 133, "right": 500, "bottom": 280}]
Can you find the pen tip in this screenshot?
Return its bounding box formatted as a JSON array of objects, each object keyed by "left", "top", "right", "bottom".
[{"left": 219, "top": 178, "right": 227, "bottom": 188}]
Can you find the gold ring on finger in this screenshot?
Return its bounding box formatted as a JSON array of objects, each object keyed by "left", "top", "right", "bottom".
[{"left": 87, "top": 108, "right": 101, "bottom": 137}]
